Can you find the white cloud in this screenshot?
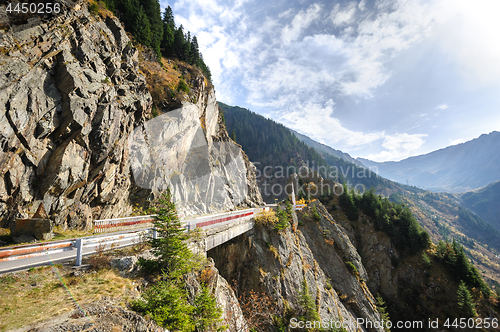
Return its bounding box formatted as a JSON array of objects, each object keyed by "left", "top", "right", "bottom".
[
  {"left": 449, "top": 138, "right": 466, "bottom": 146},
  {"left": 164, "top": 0, "right": 500, "bottom": 162},
  {"left": 275, "top": 100, "right": 385, "bottom": 147},
  {"left": 358, "top": 0, "right": 367, "bottom": 11},
  {"left": 281, "top": 4, "right": 322, "bottom": 44},
  {"left": 437, "top": 0, "right": 500, "bottom": 85},
  {"left": 331, "top": 2, "right": 357, "bottom": 27},
  {"left": 368, "top": 133, "right": 428, "bottom": 161}
]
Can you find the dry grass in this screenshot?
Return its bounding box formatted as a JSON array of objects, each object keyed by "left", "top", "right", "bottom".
[
  {"left": 139, "top": 55, "right": 189, "bottom": 112},
  {"left": 254, "top": 210, "right": 278, "bottom": 228},
  {"left": 84, "top": 0, "right": 114, "bottom": 19},
  {"left": 0, "top": 265, "right": 137, "bottom": 331},
  {"left": 52, "top": 226, "right": 94, "bottom": 241}
]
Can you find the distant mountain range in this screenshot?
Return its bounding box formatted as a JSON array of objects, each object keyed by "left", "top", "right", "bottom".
[
  {"left": 357, "top": 131, "right": 500, "bottom": 193},
  {"left": 221, "top": 102, "right": 500, "bottom": 285}
]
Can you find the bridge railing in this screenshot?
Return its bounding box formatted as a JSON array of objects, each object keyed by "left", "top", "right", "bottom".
[
  {"left": 93, "top": 215, "right": 157, "bottom": 233},
  {"left": 188, "top": 209, "right": 255, "bottom": 230},
  {"left": 0, "top": 240, "right": 75, "bottom": 263},
  {"left": 0, "top": 229, "right": 151, "bottom": 265},
  {"left": 0, "top": 207, "right": 262, "bottom": 269}
]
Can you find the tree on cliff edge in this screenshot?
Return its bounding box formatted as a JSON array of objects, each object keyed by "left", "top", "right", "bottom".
[{"left": 138, "top": 189, "right": 193, "bottom": 278}]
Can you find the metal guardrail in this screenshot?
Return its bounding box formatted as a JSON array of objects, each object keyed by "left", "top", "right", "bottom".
[
  {"left": 0, "top": 208, "right": 261, "bottom": 269},
  {"left": 93, "top": 215, "right": 157, "bottom": 233},
  {"left": 0, "top": 229, "right": 149, "bottom": 264},
  {"left": 0, "top": 240, "right": 75, "bottom": 262}
]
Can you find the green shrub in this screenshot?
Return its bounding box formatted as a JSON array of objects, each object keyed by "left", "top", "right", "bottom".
[
  {"left": 422, "top": 252, "right": 431, "bottom": 268},
  {"left": 298, "top": 278, "right": 320, "bottom": 322},
  {"left": 376, "top": 294, "right": 391, "bottom": 332},
  {"left": 457, "top": 280, "right": 477, "bottom": 317},
  {"left": 193, "top": 285, "right": 225, "bottom": 331},
  {"left": 131, "top": 279, "right": 195, "bottom": 330},
  {"left": 177, "top": 79, "right": 189, "bottom": 93},
  {"left": 151, "top": 106, "right": 159, "bottom": 118},
  {"left": 274, "top": 205, "right": 290, "bottom": 231},
  {"left": 312, "top": 205, "right": 321, "bottom": 221},
  {"left": 345, "top": 261, "right": 358, "bottom": 276},
  {"left": 325, "top": 279, "right": 332, "bottom": 291},
  {"left": 88, "top": 2, "right": 98, "bottom": 15}
]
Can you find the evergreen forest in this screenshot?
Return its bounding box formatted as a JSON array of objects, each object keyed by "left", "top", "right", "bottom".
[{"left": 99, "top": 0, "right": 211, "bottom": 80}]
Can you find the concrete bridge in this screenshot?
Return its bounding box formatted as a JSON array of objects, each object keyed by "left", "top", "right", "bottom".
[{"left": 0, "top": 206, "right": 273, "bottom": 273}]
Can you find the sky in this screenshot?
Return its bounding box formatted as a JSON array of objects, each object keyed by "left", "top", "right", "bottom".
[{"left": 160, "top": 0, "right": 500, "bottom": 162}]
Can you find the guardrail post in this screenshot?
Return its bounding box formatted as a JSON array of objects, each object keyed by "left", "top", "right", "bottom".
[
  {"left": 75, "top": 239, "right": 83, "bottom": 266},
  {"left": 151, "top": 228, "right": 158, "bottom": 239}
]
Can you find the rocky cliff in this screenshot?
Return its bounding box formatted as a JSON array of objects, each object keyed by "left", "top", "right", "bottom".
[
  {"left": 0, "top": 1, "right": 262, "bottom": 231},
  {"left": 209, "top": 200, "right": 384, "bottom": 332}
]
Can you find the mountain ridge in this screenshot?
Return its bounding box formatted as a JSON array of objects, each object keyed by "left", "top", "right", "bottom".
[
  {"left": 357, "top": 131, "right": 500, "bottom": 193},
  {"left": 289, "top": 128, "right": 365, "bottom": 167}
]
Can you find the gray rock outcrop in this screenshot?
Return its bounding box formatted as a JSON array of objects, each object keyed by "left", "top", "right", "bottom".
[
  {"left": 209, "top": 200, "right": 384, "bottom": 332},
  {"left": 0, "top": 1, "right": 262, "bottom": 230}
]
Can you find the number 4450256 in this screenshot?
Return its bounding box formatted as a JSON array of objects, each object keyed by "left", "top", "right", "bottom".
[
  {"left": 5, "top": 2, "right": 61, "bottom": 14},
  {"left": 444, "top": 317, "right": 498, "bottom": 329}
]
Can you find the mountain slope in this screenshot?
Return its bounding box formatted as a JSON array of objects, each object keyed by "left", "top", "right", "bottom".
[
  {"left": 290, "top": 129, "right": 364, "bottom": 167},
  {"left": 219, "top": 103, "right": 330, "bottom": 202},
  {"left": 459, "top": 180, "right": 500, "bottom": 231},
  {"left": 358, "top": 131, "right": 500, "bottom": 192},
  {"left": 222, "top": 103, "right": 500, "bottom": 286}
]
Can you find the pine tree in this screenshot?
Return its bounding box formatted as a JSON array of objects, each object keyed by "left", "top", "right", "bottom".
[
  {"left": 163, "top": 6, "right": 175, "bottom": 28},
  {"left": 172, "top": 25, "right": 186, "bottom": 60},
  {"left": 190, "top": 36, "right": 201, "bottom": 65},
  {"left": 193, "top": 285, "right": 224, "bottom": 331},
  {"left": 132, "top": 279, "right": 195, "bottom": 331},
  {"left": 457, "top": 280, "right": 477, "bottom": 317},
  {"left": 298, "top": 277, "right": 320, "bottom": 322},
  {"left": 142, "top": 190, "right": 193, "bottom": 278},
  {"left": 161, "top": 6, "right": 175, "bottom": 56},
  {"left": 141, "top": 0, "right": 163, "bottom": 58},
  {"left": 339, "top": 183, "right": 358, "bottom": 221},
  {"left": 185, "top": 31, "right": 192, "bottom": 63},
  {"left": 376, "top": 294, "right": 391, "bottom": 332},
  {"left": 161, "top": 22, "right": 174, "bottom": 56},
  {"left": 132, "top": 6, "right": 152, "bottom": 47},
  {"left": 231, "top": 129, "right": 236, "bottom": 142}
]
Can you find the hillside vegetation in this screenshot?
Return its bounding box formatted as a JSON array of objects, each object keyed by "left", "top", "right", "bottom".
[
  {"left": 459, "top": 180, "right": 500, "bottom": 231},
  {"left": 309, "top": 178, "right": 499, "bottom": 329},
  {"left": 92, "top": 0, "right": 211, "bottom": 79},
  {"left": 222, "top": 103, "right": 500, "bottom": 290}
]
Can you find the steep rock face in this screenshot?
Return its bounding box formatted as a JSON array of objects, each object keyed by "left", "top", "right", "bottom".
[
  {"left": 185, "top": 258, "right": 248, "bottom": 332},
  {"left": 129, "top": 98, "right": 263, "bottom": 216},
  {"left": 0, "top": 4, "right": 151, "bottom": 230},
  {"left": 0, "top": 2, "right": 262, "bottom": 229},
  {"left": 209, "top": 201, "right": 383, "bottom": 332}
]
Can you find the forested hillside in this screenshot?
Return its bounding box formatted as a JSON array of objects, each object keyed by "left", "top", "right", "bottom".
[
  {"left": 220, "top": 103, "right": 329, "bottom": 201},
  {"left": 459, "top": 180, "right": 500, "bottom": 231},
  {"left": 96, "top": 0, "right": 211, "bottom": 79},
  {"left": 290, "top": 129, "right": 364, "bottom": 167},
  {"left": 222, "top": 103, "right": 500, "bottom": 288}
]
